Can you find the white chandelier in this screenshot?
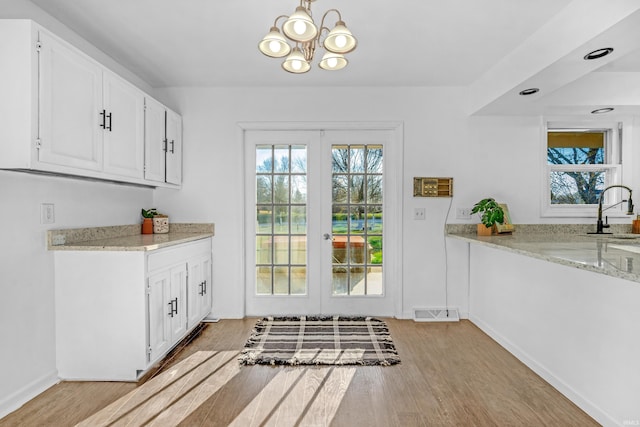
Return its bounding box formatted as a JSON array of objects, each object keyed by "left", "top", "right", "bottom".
[{"left": 258, "top": 0, "right": 357, "bottom": 74}]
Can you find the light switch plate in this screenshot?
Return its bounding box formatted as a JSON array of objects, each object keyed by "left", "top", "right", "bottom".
[
  {"left": 41, "top": 203, "right": 55, "bottom": 224},
  {"left": 456, "top": 207, "right": 472, "bottom": 220}
]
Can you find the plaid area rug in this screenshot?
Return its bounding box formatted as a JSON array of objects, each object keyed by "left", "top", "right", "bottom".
[{"left": 239, "top": 316, "right": 400, "bottom": 366}]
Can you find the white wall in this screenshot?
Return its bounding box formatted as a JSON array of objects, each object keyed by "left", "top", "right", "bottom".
[
  {"left": 0, "top": 171, "right": 153, "bottom": 417},
  {"left": 152, "top": 86, "right": 473, "bottom": 319},
  {"left": 153, "top": 86, "right": 640, "bottom": 320}
]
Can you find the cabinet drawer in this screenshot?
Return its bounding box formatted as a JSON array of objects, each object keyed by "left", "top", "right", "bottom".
[{"left": 147, "top": 238, "right": 212, "bottom": 272}]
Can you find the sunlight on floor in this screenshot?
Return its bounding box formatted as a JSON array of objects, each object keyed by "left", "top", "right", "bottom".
[
  {"left": 75, "top": 349, "right": 358, "bottom": 427},
  {"left": 76, "top": 351, "right": 241, "bottom": 426},
  {"left": 229, "top": 366, "right": 357, "bottom": 427}
]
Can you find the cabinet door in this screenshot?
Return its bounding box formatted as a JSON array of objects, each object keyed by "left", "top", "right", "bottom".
[
  {"left": 102, "top": 71, "right": 144, "bottom": 178},
  {"left": 188, "top": 254, "right": 212, "bottom": 327},
  {"left": 168, "top": 264, "right": 188, "bottom": 343},
  {"left": 165, "top": 109, "right": 182, "bottom": 185},
  {"left": 144, "top": 97, "right": 166, "bottom": 183},
  {"left": 148, "top": 270, "right": 171, "bottom": 363},
  {"left": 38, "top": 30, "right": 103, "bottom": 171}
]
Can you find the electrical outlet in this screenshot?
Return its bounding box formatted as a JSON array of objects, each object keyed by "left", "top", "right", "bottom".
[
  {"left": 456, "top": 207, "right": 472, "bottom": 220},
  {"left": 414, "top": 208, "right": 426, "bottom": 220},
  {"left": 41, "top": 203, "right": 55, "bottom": 224}
]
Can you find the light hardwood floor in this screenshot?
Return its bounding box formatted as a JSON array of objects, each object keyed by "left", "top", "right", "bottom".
[{"left": 0, "top": 319, "right": 597, "bottom": 426}]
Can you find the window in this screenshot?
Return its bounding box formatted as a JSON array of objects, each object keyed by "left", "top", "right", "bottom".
[{"left": 543, "top": 121, "right": 623, "bottom": 217}]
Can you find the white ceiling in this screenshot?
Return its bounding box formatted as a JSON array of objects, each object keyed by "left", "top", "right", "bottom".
[
  {"left": 28, "top": 0, "right": 572, "bottom": 87},
  {"left": 19, "top": 1, "right": 640, "bottom": 114}
]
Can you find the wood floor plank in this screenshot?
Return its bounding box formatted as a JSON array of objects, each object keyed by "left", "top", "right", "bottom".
[{"left": 0, "top": 319, "right": 599, "bottom": 427}]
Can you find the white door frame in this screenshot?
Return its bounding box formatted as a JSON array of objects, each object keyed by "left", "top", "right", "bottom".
[{"left": 239, "top": 121, "right": 404, "bottom": 318}]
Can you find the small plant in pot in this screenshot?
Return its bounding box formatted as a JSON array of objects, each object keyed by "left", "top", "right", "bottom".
[
  {"left": 471, "top": 198, "right": 504, "bottom": 236},
  {"left": 141, "top": 208, "right": 158, "bottom": 234}
]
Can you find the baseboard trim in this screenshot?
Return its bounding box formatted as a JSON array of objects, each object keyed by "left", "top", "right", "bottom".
[
  {"left": 0, "top": 371, "right": 59, "bottom": 419},
  {"left": 469, "top": 314, "right": 618, "bottom": 427}
]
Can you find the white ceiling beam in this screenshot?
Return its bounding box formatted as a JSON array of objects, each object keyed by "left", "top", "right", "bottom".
[{"left": 467, "top": 0, "right": 640, "bottom": 115}]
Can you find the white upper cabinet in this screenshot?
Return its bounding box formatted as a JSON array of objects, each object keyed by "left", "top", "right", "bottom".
[
  {"left": 38, "top": 29, "right": 103, "bottom": 171},
  {"left": 145, "top": 97, "right": 182, "bottom": 186},
  {"left": 0, "top": 20, "right": 180, "bottom": 188},
  {"left": 144, "top": 97, "right": 167, "bottom": 183},
  {"left": 165, "top": 109, "right": 183, "bottom": 185},
  {"left": 102, "top": 70, "right": 145, "bottom": 179}
]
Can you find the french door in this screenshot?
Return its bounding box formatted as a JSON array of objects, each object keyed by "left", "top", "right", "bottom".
[{"left": 244, "top": 126, "right": 401, "bottom": 317}]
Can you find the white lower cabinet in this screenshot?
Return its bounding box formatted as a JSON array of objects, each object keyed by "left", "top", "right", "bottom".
[
  {"left": 54, "top": 238, "right": 212, "bottom": 381},
  {"left": 188, "top": 254, "right": 212, "bottom": 327},
  {"left": 147, "top": 264, "right": 188, "bottom": 363}
]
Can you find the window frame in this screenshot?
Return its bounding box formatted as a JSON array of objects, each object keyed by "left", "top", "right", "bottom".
[{"left": 541, "top": 119, "right": 628, "bottom": 218}]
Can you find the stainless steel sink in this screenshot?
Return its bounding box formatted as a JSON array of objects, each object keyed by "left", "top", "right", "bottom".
[
  {"left": 608, "top": 243, "right": 640, "bottom": 254},
  {"left": 586, "top": 233, "right": 640, "bottom": 239}
]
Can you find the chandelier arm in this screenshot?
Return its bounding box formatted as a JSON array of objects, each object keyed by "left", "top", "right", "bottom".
[
  {"left": 319, "top": 8, "right": 342, "bottom": 29},
  {"left": 273, "top": 14, "right": 290, "bottom": 28},
  {"left": 315, "top": 9, "right": 342, "bottom": 46}
]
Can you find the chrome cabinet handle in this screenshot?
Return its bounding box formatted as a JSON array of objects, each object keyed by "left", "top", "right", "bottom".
[{"left": 323, "top": 233, "right": 331, "bottom": 240}]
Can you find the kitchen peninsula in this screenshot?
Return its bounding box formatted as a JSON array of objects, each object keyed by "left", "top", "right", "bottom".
[{"left": 447, "top": 224, "right": 640, "bottom": 426}]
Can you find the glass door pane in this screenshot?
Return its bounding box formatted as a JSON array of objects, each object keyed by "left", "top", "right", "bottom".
[
  {"left": 255, "top": 144, "right": 307, "bottom": 296},
  {"left": 331, "top": 144, "right": 383, "bottom": 296}
]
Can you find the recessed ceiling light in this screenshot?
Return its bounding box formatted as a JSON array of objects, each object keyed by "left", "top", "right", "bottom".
[
  {"left": 583, "top": 48, "right": 614, "bottom": 60},
  {"left": 591, "top": 107, "right": 614, "bottom": 114},
  {"left": 519, "top": 88, "right": 539, "bottom": 96}
]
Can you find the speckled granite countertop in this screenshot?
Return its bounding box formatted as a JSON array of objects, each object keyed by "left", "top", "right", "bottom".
[
  {"left": 47, "top": 223, "right": 214, "bottom": 251},
  {"left": 446, "top": 224, "right": 640, "bottom": 283}
]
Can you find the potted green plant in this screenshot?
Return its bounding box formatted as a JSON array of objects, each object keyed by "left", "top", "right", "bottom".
[
  {"left": 141, "top": 208, "right": 158, "bottom": 234},
  {"left": 471, "top": 198, "right": 504, "bottom": 236}
]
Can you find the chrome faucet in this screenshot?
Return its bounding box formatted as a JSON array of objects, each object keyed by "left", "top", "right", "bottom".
[{"left": 588, "top": 185, "right": 634, "bottom": 234}]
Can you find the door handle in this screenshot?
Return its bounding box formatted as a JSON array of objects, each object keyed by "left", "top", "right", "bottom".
[
  {"left": 169, "top": 140, "right": 175, "bottom": 153},
  {"left": 99, "top": 109, "right": 106, "bottom": 129},
  {"left": 323, "top": 233, "right": 331, "bottom": 240},
  {"left": 106, "top": 112, "right": 112, "bottom": 131}
]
